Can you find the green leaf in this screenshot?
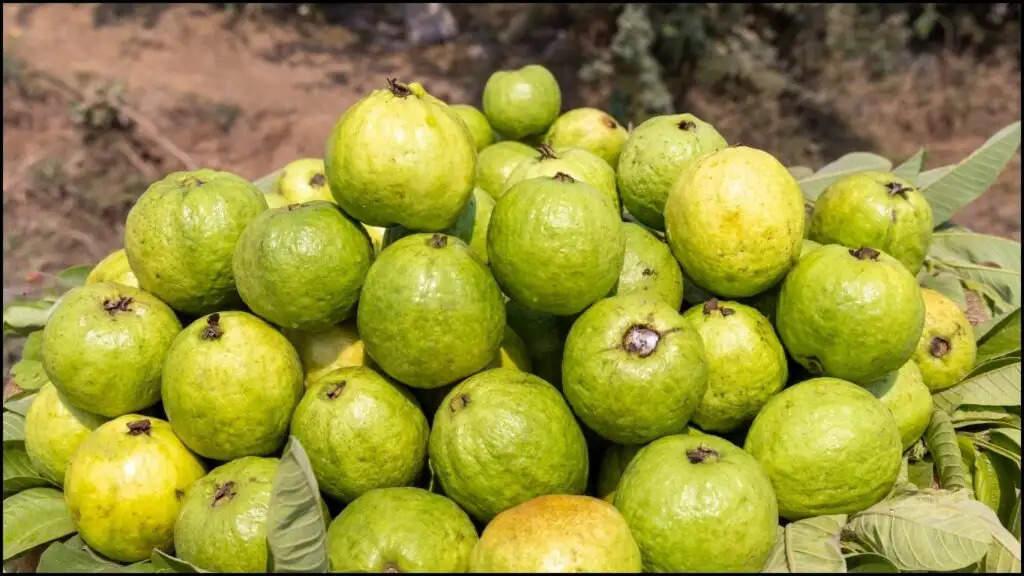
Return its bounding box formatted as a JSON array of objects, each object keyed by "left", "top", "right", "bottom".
[
  {"left": 3, "top": 412, "right": 25, "bottom": 441},
  {"left": 57, "top": 265, "right": 93, "bottom": 290},
  {"left": 266, "top": 436, "right": 328, "bottom": 573},
  {"left": 952, "top": 405, "right": 1021, "bottom": 430},
  {"left": 3, "top": 442, "right": 55, "bottom": 494},
  {"left": 1012, "top": 497, "right": 1021, "bottom": 541},
  {"left": 762, "top": 526, "right": 788, "bottom": 573},
  {"left": 20, "top": 331, "right": 44, "bottom": 361},
  {"left": 990, "top": 428, "right": 1021, "bottom": 451},
  {"left": 909, "top": 458, "right": 936, "bottom": 490},
  {"left": 977, "top": 309, "right": 1022, "bottom": 365},
  {"left": 926, "top": 409, "right": 971, "bottom": 492},
  {"left": 150, "top": 549, "right": 205, "bottom": 573},
  {"left": 968, "top": 355, "right": 1023, "bottom": 379},
  {"left": 918, "top": 164, "right": 955, "bottom": 189},
  {"left": 36, "top": 541, "right": 122, "bottom": 573},
  {"left": 783, "top": 514, "right": 847, "bottom": 572},
  {"left": 844, "top": 552, "right": 899, "bottom": 573},
  {"left": 929, "top": 232, "right": 1021, "bottom": 275},
  {"left": 958, "top": 498, "right": 1022, "bottom": 573},
  {"left": 9, "top": 359, "right": 49, "bottom": 391},
  {"left": 933, "top": 363, "right": 1021, "bottom": 413},
  {"left": 2, "top": 487, "right": 76, "bottom": 561},
  {"left": 2, "top": 392, "right": 37, "bottom": 417},
  {"left": 787, "top": 166, "right": 814, "bottom": 180},
  {"left": 892, "top": 148, "right": 926, "bottom": 182},
  {"left": 918, "top": 270, "right": 968, "bottom": 310},
  {"left": 2, "top": 300, "right": 56, "bottom": 334},
  {"left": 252, "top": 169, "right": 282, "bottom": 195},
  {"left": 975, "top": 452, "right": 1005, "bottom": 515},
  {"left": 798, "top": 152, "right": 893, "bottom": 201}
]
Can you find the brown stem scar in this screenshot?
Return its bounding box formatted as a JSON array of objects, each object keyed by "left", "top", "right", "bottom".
[
  {"left": 449, "top": 394, "right": 470, "bottom": 412},
  {"left": 686, "top": 445, "right": 719, "bottom": 463},
  {"left": 386, "top": 77, "right": 411, "bottom": 97},
  {"left": 201, "top": 313, "right": 223, "bottom": 341},
  {"left": 885, "top": 181, "right": 910, "bottom": 198},
  {"left": 622, "top": 324, "right": 660, "bottom": 357},
  {"left": 309, "top": 173, "right": 326, "bottom": 187},
  {"left": 127, "top": 419, "right": 152, "bottom": 436},
  {"left": 326, "top": 381, "right": 346, "bottom": 400},
  {"left": 103, "top": 296, "right": 134, "bottom": 315},
  {"left": 678, "top": 120, "right": 696, "bottom": 130},
  {"left": 552, "top": 172, "right": 575, "bottom": 183},
  {"left": 537, "top": 144, "right": 558, "bottom": 160},
  {"left": 428, "top": 234, "right": 448, "bottom": 248},
  {"left": 212, "top": 481, "right": 237, "bottom": 507},
  {"left": 602, "top": 116, "right": 618, "bottom": 129},
  {"left": 930, "top": 337, "right": 951, "bottom": 358},
  {"left": 850, "top": 247, "right": 880, "bottom": 261}
]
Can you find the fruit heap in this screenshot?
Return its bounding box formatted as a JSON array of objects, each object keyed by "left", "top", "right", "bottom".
[{"left": 3, "top": 65, "right": 1021, "bottom": 574}]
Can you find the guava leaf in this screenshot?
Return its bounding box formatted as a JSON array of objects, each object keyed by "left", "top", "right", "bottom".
[
  {"left": 10, "top": 359, "right": 48, "bottom": 391},
  {"left": 36, "top": 540, "right": 123, "bottom": 573},
  {"left": 957, "top": 498, "right": 1023, "bottom": 573},
  {"left": 952, "top": 406, "right": 1021, "bottom": 430},
  {"left": 977, "top": 309, "right": 1022, "bottom": 366},
  {"left": 2, "top": 487, "right": 76, "bottom": 561},
  {"left": 57, "top": 265, "right": 92, "bottom": 290},
  {"left": 252, "top": 169, "right": 282, "bottom": 195},
  {"left": 783, "top": 514, "right": 847, "bottom": 573},
  {"left": 3, "top": 442, "right": 55, "bottom": 494},
  {"left": 1012, "top": 497, "right": 1021, "bottom": 541},
  {"left": 843, "top": 552, "right": 899, "bottom": 573},
  {"left": 20, "top": 331, "right": 45, "bottom": 362},
  {"left": 968, "top": 355, "right": 1022, "bottom": 379},
  {"left": 266, "top": 436, "right": 328, "bottom": 573},
  {"left": 926, "top": 409, "right": 971, "bottom": 492},
  {"left": 933, "top": 363, "right": 1022, "bottom": 413},
  {"left": 917, "top": 164, "right": 955, "bottom": 189},
  {"left": 798, "top": 152, "right": 893, "bottom": 201},
  {"left": 2, "top": 392, "right": 37, "bottom": 417},
  {"left": 150, "top": 549, "right": 205, "bottom": 573},
  {"left": 787, "top": 166, "right": 814, "bottom": 180},
  {"left": 984, "top": 452, "right": 1021, "bottom": 529},
  {"left": 892, "top": 148, "right": 926, "bottom": 183},
  {"left": 975, "top": 452, "right": 1005, "bottom": 516},
  {"left": 988, "top": 428, "right": 1022, "bottom": 454},
  {"left": 908, "top": 458, "right": 936, "bottom": 490},
  {"left": 2, "top": 300, "right": 55, "bottom": 335},
  {"left": 918, "top": 269, "right": 968, "bottom": 310},
  {"left": 3, "top": 412, "right": 25, "bottom": 442},
  {"left": 762, "top": 526, "right": 788, "bottom": 572},
  {"left": 929, "top": 232, "right": 1021, "bottom": 276}
]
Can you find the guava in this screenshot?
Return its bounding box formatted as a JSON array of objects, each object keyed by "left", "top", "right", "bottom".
[
  {"left": 161, "top": 311, "right": 304, "bottom": 460},
  {"left": 326, "top": 487, "right": 477, "bottom": 572},
  {"left": 64, "top": 415, "right": 206, "bottom": 562},
  {"left": 617, "top": 113, "right": 727, "bottom": 230},
  {"left": 324, "top": 78, "right": 476, "bottom": 230},
  {"left": 488, "top": 174, "right": 624, "bottom": 316},
  {"left": 428, "top": 368, "right": 588, "bottom": 521},
  {"left": 502, "top": 145, "right": 619, "bottom": 210},
  {"left": 362, "top": 223, "right": 387, "bottom": 255},
  {"left": 24, "top": 383, "right": 107, "bottom": 485},
  {"left": 476, "top": 141, "right": 537, "bottom": 200},
  {"left": 613, "top": 222, "right": 684, "bottom": 309},
  {"left": 744, "top": 377, "right": 902, "bottom": 519},
  {"left": 912, "top": 288, "right": 978, "bottom": 391},
  {"left": 614, "top": 433, "right": 778, "bottom": 572},
  {"left": 450, "top": 104, "right": 495, "bottom": 151},
  {"left": 42, "top": 282, "right": 182, "bottom": 417},
  {"left": 358, "top": 233, "right": 505, "bottom": 389},
  {"left": 123, "top": 169, "right": 267, "bottom": 315},
  {"left": 505, "top": 299, "right": 566, "bottom": 386},
  {"left": 471, "top": 494, "right": 642, "bottom": 573},
  {"left": 810, "top": 171, "right": 933, "bottom": 274},
  {"left": 562, "top": 293, "right": 707, "bottom": 444},
  {"left": 542, "top": 107, "right": 629, "bottom": 168},
  {"left": 274, "top": 157, "right": 335, "bottom": 204},
  {"left": 264, "top": 192, "right": 290, "bottom": 209},
  {"left": 665, "top": 146, "right": 805, "bottom": 297},
  {"left": 290, "top": 366, "right": 428, "bottom": 502},
  {"left": 742, "top": 239, "right": 822, "bottom": 324},
  {"left": 482, "top": 64, "right": 561, "bottom": 140},
  {"left": 863, "top": 360, "right": 934, "bottom": 449},
  {"left": 282, "top": 320, "right": 370, "bottom": 383},
  {"left": 233, "top": 201, "right": 373, "bottom": 332},
  {"left": 485, "top": 325, "right": 532, "bottom": 371},
  {"left": 85, "top": 249, "right": 138, "bottom": 288},
  {"left": 681, "top": 298, "right": 787, "bottom": 433},
  {"left": 384, "top": 187, "right": 494, "bottom": 264},
  {"left": 776, "top": 244, "right": 925, "bottom": 383}
]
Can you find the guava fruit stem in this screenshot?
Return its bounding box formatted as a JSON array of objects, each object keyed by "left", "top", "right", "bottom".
[
  {"left": 552, "top": 172, "right": 576, "bottom": 184},
  {"left": 678, "top": 119, "right": 696, "bottom": 131},
  {"left": 386, "top": 77, "right": 412, "bottom": 98},
  {"left": 428, "top": 234, "right": 448, "bottom": 249},
  {"left": 102, "top": 296, "right": 134, "bottom": 315},
  {"left": 885, "top": 181, "right": 910, "bottom": 198},
  {"left": 449, "top": 394, "right": 470, "bottom": 413},
  {"left": 309, "top": 173, "right": 327, "bottom": 188},
  {"left": 702, "top": 298, "right": 735, "bottom": 317},
  {"left": 212, "top": 481, "right": 237, "bottom": 507},
  {"left": 850, "top": 247, "right": 880, "bottom": 261},
  {"left": 383, "top": 562, "right": 401, "bottom": 573},
  {"left": 686, "top": 445, "right": 719, "bottom": 464},
  {"left": 126, "top": 419, "right": 152, "bottom": 436},
  {"left": 622, "top": 325, "right": 660, "bottom": 358},
  {"left": 538, "top": 144, "right": 558, "bottom": 160},
  {"left": 930, "top": 337, "right": 951, "bottom": 358},
  {"left": 201, "top": 313, "right": 223, "bottom": 341},
  {"left": 326, "top": 381, "right": 347, "bottom": 400}
]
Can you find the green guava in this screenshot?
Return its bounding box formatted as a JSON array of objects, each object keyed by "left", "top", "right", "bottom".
[
  {"left": 274, "top": 158, "right": 335, "bottom": 204},
  {"left": 429, "top": 368, "right": 588, "bottom": 521},
  {"left": 744, "top": 377, "right": 902, "bottom": 519},
  {"left": 476, "top": 141, "right": 537, "bottom": 200},
  {"left": 863, "top": 360, "right": 934, "bottom": 449},
  {"left": 471, "top": 494, "right": 642, "bottom": 572},
  {"left": 123, "top": 169, "right": 267, "bottom": 315},
  {"left": 485, "top": 325, "right": 532, "bottom": 371},
  {"left": 542, "top": 107, "right": 629, "bottom": 168},
  {"left": 681, "top": 298, "right": 787, "bottom": 433},
  {"left": 595, "top": 443, "right": 644, "bottom": 500},
  {"left": 64, "top": 415, "right": 206, "bottom": 562},
  {"left": 362, "top": 223, "right": 387, "bottom": 255},
  {"left": 912, "top": 288, "right": 977, "bottom": 391},
  {"left": 324, "top": 79, "right": 476, "bottom": 230},
  {"left": 614, "top": 433, "right": 778, "bottom": 572},
  {"left": 233, "top": 201, "right": 373, "bottom": 332},
  {"left": 613, "top": 222, "right": 684, "bottom": 310},
  {"left": 502, "top": 145, "right": 619, "bottom": 210},
  {"left": 505, "top": 299, "right": 566, "bottom": 386},
  {"left": 290, "top": 366, "right": 428, "bottom": 502},
  {"left": 562, "top": 293, "right": 707, "bottom": 444},
  {"left": 264, "top": 192, "right": 290, "bottom": 209},
  {"left": 357, "top": 233, "right": 505, "bottom": 389},
  {"left": 482, "top": 64, "right": 561, "bottom": 140},
  {"left": 488, "top": 174, "right": 624, "bottom": 316},
  {"left": 665, "top": 146, "right": 805, "bottom": 298},
  {"left": 24, "top": 383, "right": 107, "bottom": 485},
  {"left": 450, "top": 104, "right": 495, "bottom": 151},
  {"left": 161, "top": 311, "right": 304, "bottom": 460},
  {"left": 282, "top": 320, "right": 371, "bottom": 383},
  {"left": 326, "top": 487, "right": 477, "bottom": 572},
  {"left": 810, "top": 171, "right": 933, "bottom": 274},
  {"left": 42, "top": 282, "right": 181, "bottom": 417},
  {"left": 776, "top": 244, "right": 926, "bottom": 383},
  {"left": 742, "top": 239, "right": 822, "bottom": 324},
  {"left": 85, "top": 249, "right": 138, "bottom": 288},
  {"left": 384, "top": 187, "right": 494, "bottom": 264},
  {"left": 617, "top": 113, "right": 728, "bottom": 230}
]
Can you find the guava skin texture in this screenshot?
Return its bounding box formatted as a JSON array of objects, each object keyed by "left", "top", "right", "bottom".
[
  {"left": 232, "top": 201, "right": 374, "bottom": 332},
  {"left": 502, "top": 145, "right": 620, "bottom": 210},
  {"left": 264, "top": 192, "right": 290, "bottom": 209},
  {"left": 64, "top": 415, "right": 206, "bottom": 563},
  {"left": 357, "top": 233, "right": 505, "bottom": 389},
  {"left": 384, "top": 187, "right": 495, "bottom": 265},
  {"left": 488, "top": 175, "right": 625, "bottom": 316},
  {"left": 429, "top": 368, "right": 589, "bottom": 522},
  {"left": 274, "top": 157, "right": 335, "bottom": 204},
  {"left": 562, "top": 293, "right": 708, "bottom": 444},
  {"left": 476, "top": 141, "right": 537, "bottom": 200},
  {"left": 542, "top": 107, "right": 629, "bottom": 168},
  {"left": 664, "top": 146, "right": 806, "bottom": 298},
  {"left": 86, "top": 248, "right": 139, "bottom": 288},
  {"left": 470, "top": 494, "right": 643, "bottom": 573},
  {"left": 482, "top": 64, "right": 561, "bottom": 140},
  {"left": 912, "top": 288, "right": 978, "bottom": 391},
  {"left": 504, "top": 299, "right": 566, "bottom": 387},
  {"left": 324, "top": 79, "right": 477, "bottom": 231},
  {"left": 290, "top": 366, "right": 429, "bottom": 502},
  {"left": 614, "top": 433, "right": 778, "bottom": 573},
  {"left": 282, "top": 320, "right": 370, "bottom": 383},
  {"left": 864, "top": 360, "right": 934, "bottom": 449},
  {"left": 42, "top": 282, "right": 182, "bottom": 418},
  {"left": 681, "top": 299, "right": 788, "bottom": 433},
  {"left": 776, "top": 244, "right": 926, "bottom": 383},
  {"left": 613, "top": 222, "right": 684, "bottom": 309},
  {"left": 617, "top": 113, "right": 728, "bottom": 230},
  {"left": 161, "top": 311, "right": 304, "bottom": 461},
  {"left": 451, "top": 104, "right": 495, "bottom": 151},
  {"left": 123, "top": 169, "right": 268, "bottom": 316},
  {"left": 24, "top": 383, "right": 107, "bottom": 485},
  {"left": 744, "top": 377, "right": 903, "bottom": 520},
  {"left": 810, "top": 171, "right": 933, "bottom": 274}
]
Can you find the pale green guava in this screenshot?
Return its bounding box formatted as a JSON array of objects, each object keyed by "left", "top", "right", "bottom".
[
  {"left": 484, "top": 325, "right": 532, "bottom": 372},
  {"left": 476, "top": 141, "right": 537, "bottom": 200},
  {"left": 504, "top": 299, "right": 566, "bottom": 387},
  {"left": 85, "top": 249, "right": 138, "bottom": 288},
  {"left": 24, "top": 383, "right": 107, "bottom": 485},
  {"left": 264, "top": 192, "right": 291, "bottom": 209},
  {"left": 384, "top": 187, "right": 495, "bottom": 264},
  {"left": 863, "top": 360, "right": 934, "bottom": 449},
  {"left": 613, "top": 222, "right": 684, "bottom": 309},
  {"left": 912, "top": 288, "right": 977, "bottom": 391},
  {"left": 502, "top": 145, "right": 619, "bottom": 210},
  {"left": 274, "top": 158, "right": 335, "bottom": 204},
  {"left": 482, "top": 64, "right": 561, "bottom": 140},
  {"left": 542, "top": 107, "right": 629, "bottom": 168},
  {"left": 451, "top": 104, "right": 495, "bottom": 151},
  {"left": 282, "top": 320, "right": 371, "bottom": 384}
]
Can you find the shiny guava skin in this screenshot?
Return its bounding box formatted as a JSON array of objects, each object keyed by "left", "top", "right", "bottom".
[
  {"left": 282, "top": 320, "right": 370, "bottom": 384},
  {"left": 912, "top": 288, "right": 977, "bottom": 391},
  {"left": 85, "top": 249, "right": 138, "bottom": 288},
  {"left": 562, "top": 293, "right": 708, "bottom": 444},
  {"left": 488, "top": 175, "right": 625, "bottom": 316},
  {"left": 362, "top": 224, "right": 387, "bottom": 255},
  {"left": 327, "top": 487, "right": 478, "bottom": 572},
  {"left": 617, "top": 113, "right": 727, "bottom": 230},
  {"left": 542, "top": 107, "right": 629, "bottom": 168},
  {"left": 664, "top": 146, "right": 805, "bottom": 298},
  {"left": 476, "top": 141, "right": 537, "bottom": 200},
  {"left": 451, "top": 104, "right": 495, "bottom": 151},
  {"left": 505, "top": 299, "right": 566, "bottom": 387},
  {"left": 232, "top": 201, "right": 373, "bottom": 332},
  {"left": 290, "top": 366, "right": 429, "bottom": 502},
  {"left": 482, "top": 64, "right": 561, "bottom": 140},
  {"left": 681, "top": 299, "right": 788, "bottom": 433},
  {"left": 744, "top": 377, "right": 902, "bottom": 520},
  {"left": 810, "top": 171, "right": 933, "bottom": 274},
  {"left": 776, "top": 244, "right": 926, "bottom": 383},
  {"left": 613, "top": 222, "right": 684, "bottom": 310},
  {"left": 24, "top": 383, "right": 107, "bottom": 485},
  {"left": 357, "top": 233, "right": 505, "bottom": 389},
  {"left": 264, "top": 192, "right": 290, "bottom": 209},
  {"left": 470, "top": 494, "right": 642, "bottom": 573},
  {"left": 324, "top": 80, "right": 476, "bottom": 231},
  {"left": 484, "top": 325, "right": 533, "bottom": 371},
  {"left": 274, "top": 157, "right": 335, "bottom": 204},
  {"left": 429, "top": 368, "right": 589, "bottom": 522},
  {"left": 742, "top": 239, "right": 822, "bottom": 324},
  {"left": 123, "top": 169, "right": 268, "bottom": 316},
  {"left": 42, "top": 282, "right": 182, "bottom": 417},
  {"left": 864, "top": 360, "right": 934, "bottom": 449},
  {"left": 384, "top": 187, "right": 495, "bottom": 264},
  {"left": 615, "top": 433, "right": 778, "bottom": 572},
  {"left": 161, "top": 311, "right": 304, "bottom": 460},
  {"left": 502, "top": 146, "right": 620, "bottom": 210},
  {"left": 64, "top": 415, "right": 206, "bottom": 562}
]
